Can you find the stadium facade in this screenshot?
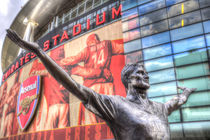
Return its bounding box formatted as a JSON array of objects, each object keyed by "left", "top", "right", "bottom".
[{"left": 0, "top": 0, "right": 209, "bottom": 139}]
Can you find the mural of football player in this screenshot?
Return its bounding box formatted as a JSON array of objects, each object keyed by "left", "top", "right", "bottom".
[
  {"left": 61, "top": 33, "right": 124, "bottom": 125},
  {"left": 0, "top": 82, "right": 7, "bottom": 137},
  {"left": 29, "top": 45, "right": 70, "bottom": 130},
  {"left": 1, "top": 72, "right": 21, "bottom": 136}
]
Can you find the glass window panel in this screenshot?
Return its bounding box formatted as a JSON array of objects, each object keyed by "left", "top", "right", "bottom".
[
  {"left": 176, "top": 63, "right": 210, "bottom": 80},
  {"left": 170, "top": 23, "right": 203, "bottom": 41},
  {"left": 169, "top": 10, "right": 201, "bottom": 29},
  {"left": 122, "top": 18, "right": 140, "bottom": 32},
  {"left": 124, "top": 39, "right": 142, "bottom": 53},
  {"left": 208, "top": 47, "right": 210, "bottom": 57},
  {"left": 142, "top": 31, "right": 170, "bottom": 48},
  {"left": 141, "top": 20, "right": 168, "bottom": 37},
  {"left": 139, "top": 8, "right": 167, "bottom": 26},
  {"left": 166, "top": 0, "right": 186, "bottom": 6},
  {"left": 199, "top": 0, "right": 210, "bottom": 8},
  {"left": 150, "top": 95, "right": 173, "bottom": 103},
  {"left": 122, "top": 0, "right": 137, "bottom": 11},
  {"left": 138, "top": 0, "right": 152, "bottom": 5},
  {"left": 148, "top": 82, "right": 177, "bottom": 97},
  {"left": 206, "top": 34, "right": 210, "bottom": 46},
  {"left": 125, "top": 51, "right": 142, "bottom": 64},
  {"left": 138, "top": 0, "right": 165, "bottom": 15},
  {"left": 149, "top": 68, "right": 175, "bottom": 84},
  {"left": 168, "top": 110, "right": 181, "bottom": 123},
  {"left": 145, "top": 56, "right": 173, "bottom": 72},
  {"left": 172, "top": 35, "right": 205, "bottom": 54},
  {"left": 201, "top": 7, "right": 210, "bottom": 20},
  {"left": 174, "top": 48, "right": 208, "bottom": 66},
  {"left": 122, "top": 8, "right": 138, "bottom": 21},
  {"left": 178, "top": 77, "right": 210, "bottom": 91},
  {"left": 183, "top": 122, "right": 210, "bottom": 138},
  {"left": 182, "top": 107, "right": 210, "bottom": 122},
  {"left": 123, "top": 29, "right": 140, "bottom": 42},
  {"left": 170, "top": 123, "right": 184, "bottom": 139},
  {"left": 203, "top": 20, "right": 210, "bottom": 33},
  {"left": 143, "top": 43, "right": 172, "bottom": 60},
  {"left": 182, "top": 91, "right": 210, "bottom": 107},
  {"left": 167, "top": 0, "right": 199, "bottom": 17}
]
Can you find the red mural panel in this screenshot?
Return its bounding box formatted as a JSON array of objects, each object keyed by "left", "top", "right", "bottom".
[{"left": 0, "top": 21, "right": 124, "bottom": 139}]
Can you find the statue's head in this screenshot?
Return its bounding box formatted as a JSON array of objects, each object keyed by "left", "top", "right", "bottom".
[
  {"left": 121, "top": 63, "right": 150, "bottom": 90},
  {"left": 86, "top": 34, "right": 100, "bottom": 46}
]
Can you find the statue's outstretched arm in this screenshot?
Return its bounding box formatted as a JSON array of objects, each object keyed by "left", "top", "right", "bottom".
[
  {"left": 165, "top": 86, "right": 196, "bottom": 115},
  {"left": 6, "top": 29, "right": 92, "bottom": 103}
]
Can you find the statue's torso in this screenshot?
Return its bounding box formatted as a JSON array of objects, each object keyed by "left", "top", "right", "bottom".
[{"left": 109, "top": 97, "right": 170, "bottom": 140}]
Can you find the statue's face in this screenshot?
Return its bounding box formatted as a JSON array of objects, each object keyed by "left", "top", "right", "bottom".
[{"left": 129, "top": 65, "right": 150, "bottom": 90}]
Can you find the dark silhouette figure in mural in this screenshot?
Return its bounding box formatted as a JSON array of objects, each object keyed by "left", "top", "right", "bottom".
[{"left": 6, "top": 29, "right": 196, "bottom": 140}]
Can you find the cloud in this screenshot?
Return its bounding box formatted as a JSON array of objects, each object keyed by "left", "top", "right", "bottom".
[{"left": 0, "top": 0, "right": 10, "bottom": 16}]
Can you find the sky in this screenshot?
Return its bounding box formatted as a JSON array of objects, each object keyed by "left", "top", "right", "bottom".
[{"left": 0, "top": 0, "right": 29, "bottom": 84}]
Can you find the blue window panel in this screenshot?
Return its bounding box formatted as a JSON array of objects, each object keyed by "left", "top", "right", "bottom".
[
  {"left": 182, "top": 91, "right": 210, "bottom": 108},
  {"left": 182, "top": 107, "right": 210, "bottom": 122},
  {"left": 142, "top": 31, "right": 170, "bottom": 48},
  {"left": 124, "top": 39, "right": 142, "bottom": 53},
  {"left": 201, "top": 7, "right": 210, "bottom": 20},
  {"left": 138, "top": 0, "right": 165, "bottom": 15},
  {"left": 172, "top": 35, "right": 205, "bottom": 53},
  {"left": 170, "top": 123, "right": 184, "bottom": 139},
  {"left": 122, "top": 8, "right": 138, "bottom": 21},
  {"left": 139, "top": 8, "right": 167, "bottom": 26},
  {"left": 166, "top": 0, "right": 186, "bottom": 6},
  {"left": 143, "top": 43, "right": 172, "bottom": 60},
  {"left": 167, "top": 0, "right": 199, "bottom": 18},
  {"left": 203, "top": 20, "right": 210, "bottom": 33},
  {"left": 208, "top": 47, "right": 210, "bottom": 57},
  {"left": 170, "top": 23, "right": 204, "bottom": 41},
  {"left": 145, "top": 56, "right": 173, "bottom": 72},
  {"left": 178, "top": 77, "right": 210, "bottom": 91},
  {"left": 206, "top": 34, "right": 210, "bottom": 46},
  {"left": 168, "top": 110, "right": 181, "bottom": 123},
  {"left": 150, "top": 95, "right": 173, "bottom": 103},
  {"left": 149, "top": 68, "right": 175, "bottom": 84},
  {"left": 183, "top": 122, "right": 210, "bottom": 138},
  {"left": 122, "top": 0, "right": 138, "bottom": 11},
  {"left": 138, "top": 0, "right": 152, "bottom": 5},
  {"left": 199, "top": 0, "right": 210, "bottom": 8},
  {"left": 174, "top": 48, "right": 208, "bottom": 66},
  {"left": 176, "top": 63, "right": 210, "bottom": 80},
  {"left": 148, "top": 82, "right": 177, "bottom": 97}
]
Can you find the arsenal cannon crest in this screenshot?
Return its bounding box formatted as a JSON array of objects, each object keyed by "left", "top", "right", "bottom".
[{"left": 17, "top": 76, "right": 41, "bottom": 130}]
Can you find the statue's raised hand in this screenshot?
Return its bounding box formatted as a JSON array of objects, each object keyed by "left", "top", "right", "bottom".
[
  {"left": 178, "top": 86, "right": 197, "bottom": 95},
  {"left": 6, "top": 29, "right": 40, "bottom": 54}
]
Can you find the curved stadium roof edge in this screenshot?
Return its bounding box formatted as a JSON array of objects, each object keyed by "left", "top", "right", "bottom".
[{"left": 1, "top": 0, "right": 83, "bottom": 72}]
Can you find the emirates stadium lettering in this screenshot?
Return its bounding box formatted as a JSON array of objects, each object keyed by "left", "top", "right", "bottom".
[{"left": 2, "top": 4, "right": 122, "bottom": 82}]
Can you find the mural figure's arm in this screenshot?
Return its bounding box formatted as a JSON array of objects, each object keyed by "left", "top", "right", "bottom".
[
  {"left": 60, "top": 48, "right": 87, "bottom": 66},
  {"left": 6, "top": 29, "right": 95, "bottom": 103},
  {"left": 165, "top": 87, "right": 196, "bottom": 115},
  {"left": 111, "top": 39, "right": 124, "bottom": 55},
  {"left": 71, "top": 66, "right": 112, "bottom": 81}
]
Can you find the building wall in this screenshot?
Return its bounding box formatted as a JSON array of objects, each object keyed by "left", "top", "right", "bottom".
[
  {"left": 0, "top": 1, "right": 123, "bottom": 139},
  {"left": 121, "top": 0, "right": 210, "bottom": 139}
]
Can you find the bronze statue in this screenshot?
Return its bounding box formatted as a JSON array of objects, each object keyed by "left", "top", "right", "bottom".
[{"left": 6, "top": 29, "right": 196, "bottom": 140}]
